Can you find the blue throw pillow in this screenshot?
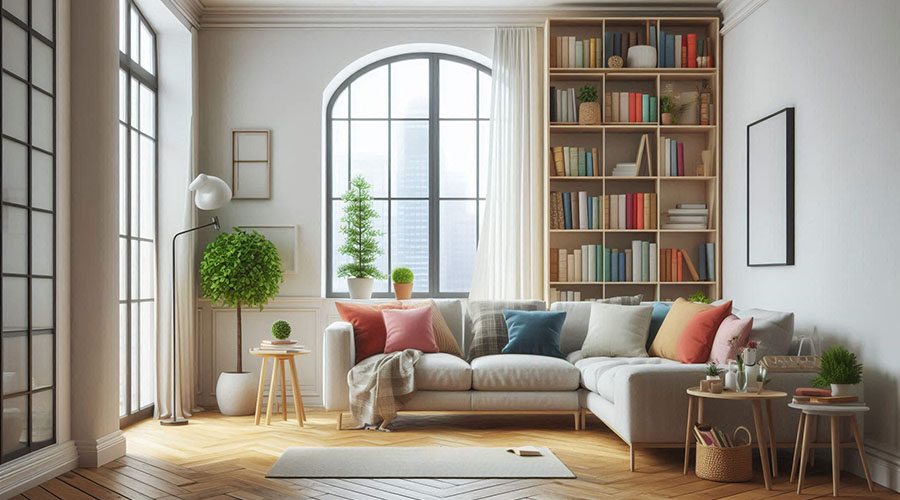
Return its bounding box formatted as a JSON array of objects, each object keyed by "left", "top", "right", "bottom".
[
  {"left": 501, "top": 310, "right": 567, "bottom": 359},
  {"left": 647, "top": 302, "right": 671, "bottom": 350}
]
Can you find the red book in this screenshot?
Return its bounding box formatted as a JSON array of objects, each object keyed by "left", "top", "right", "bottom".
[
  {"left": 681, "top": 38, "right": 687, "bottom": 68},
  {"left": 671, "top": 249, "right": 677, "bottom": 281},
  {"left": 795, "top": 388, "right": 832, "bottom": 397},
  {"left": 636, "top": 193, "right": 644, "bottom": 229},
  {"left": 626, "top": 193, "right": 634, "bottom": 228},
  {"left": 629, "top": 93, "right": 637, "bottom": 122},
  {"left": 676, "top": 142, "right": 685, "bottom": 176},
  {"left": 677, "top": 251, "right": 684, "bottom": 281},
  {"left": 635, "top": 94, "right": 643, "bottom": 124},
  {"left": 687, "top": 34, "right": 697, "bottom": 68}
]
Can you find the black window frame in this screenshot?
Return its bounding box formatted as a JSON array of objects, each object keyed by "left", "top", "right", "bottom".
[{"left": 325, "top": 52, "right": 490, "bottom": 298}]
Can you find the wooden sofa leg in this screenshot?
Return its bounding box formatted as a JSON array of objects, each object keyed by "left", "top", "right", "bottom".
[
  {"left": 573, "top": 412, "right": 580, "bottom": 430},
  {"left": 336, "top": 412, "right": 343, "bottom": 430},
  {"left": 580, "top": 409, "right": 586, "bottom": 430},
  {"left": 630, "top": 445, "right": 635, "bottom": 472}
]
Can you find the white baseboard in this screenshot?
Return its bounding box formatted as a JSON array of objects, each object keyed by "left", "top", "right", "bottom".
[
  {"left": 0, "top": 441, "right": 79, "bottom": 499},
  {"left": 74, "top": 430, "right": 126, "bottom": 468},
  {"left": 845, "top": 443, "right": 900, "bottom": 493}
]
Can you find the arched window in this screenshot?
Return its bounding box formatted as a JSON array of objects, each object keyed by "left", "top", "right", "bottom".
[{"left": 326, "top": 53, "right": 491, "bottom": 297}]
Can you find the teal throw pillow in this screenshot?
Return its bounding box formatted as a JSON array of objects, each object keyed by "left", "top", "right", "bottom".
[
  {"left": 647, "top": 302, "right": 671, "bottom": 350},
  {"left": 501, "top": 310, "right": 567, "bottom": 359}
]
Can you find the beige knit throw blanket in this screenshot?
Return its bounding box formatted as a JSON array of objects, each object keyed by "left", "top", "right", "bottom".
[{"left": 348, "top": 349, "right": 422, "bottom": 431}]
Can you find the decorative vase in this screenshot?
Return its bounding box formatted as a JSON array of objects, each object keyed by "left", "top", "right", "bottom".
[
  {"left": 830, "top": 383, "right": 856, "bottom": 397},
  {"left": 744, "top": 348, "right": 758, "bottom": 366},
  {"left": 745, "top": 364, "right": 759, "bottom": 388},
  {"left": 706, "top": 375, "right": 721, "bottom": 381},
  {"left": 661, "top": 113, "right": 674, "bottom": 125},
  {"left": 736, "top": 367, "right": 749, "bottom": 393},
  {"left": 347, "top": 278, "right": 374, "bottom": 299},
  {"left": 215, "top": 372, "right": 257, "bottom": 416},
  {"left": 393, "top": 282, "right": 413, "bottom": 300},
  {"left": 626, "top": 45, "right": 658, "bottom": 68},
  {"left": 579, "top": 102, "right": 601, "bottom": 125},
  {"left": 724, "top": 370, "right": 736, "bottom": 391}
]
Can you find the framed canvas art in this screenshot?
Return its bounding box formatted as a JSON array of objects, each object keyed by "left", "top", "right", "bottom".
[{"left": 232, "top": 129, "right": 270, "bottom": 199}]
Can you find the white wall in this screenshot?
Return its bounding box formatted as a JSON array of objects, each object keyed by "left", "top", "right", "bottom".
[{"left": 722, "top": 0, "right": 900, "bottom": 489}]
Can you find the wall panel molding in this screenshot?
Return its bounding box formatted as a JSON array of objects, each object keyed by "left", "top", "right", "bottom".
[
  {"left": 0, "top": 441, "right": 78, "bottom": 498},
  {"left": 718, "top": 0, "right": 768, "bottom": 35}
]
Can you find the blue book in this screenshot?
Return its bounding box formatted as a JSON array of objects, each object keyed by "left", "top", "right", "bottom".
[
  {"left": 604, "top": 32, "right": 613, "bottom": 67},
  {"left": 614, "top": 33, "right": 621, "bottom": 60},
  {"left": 610, "top": 251, "right": 619, "bottom": 282},
  {"left": 650, "top": 96, "right": 658, "bottom": 122},
  {"left": 604, "top": 248, "right": 612, "bottom": 281},
  {"left": 666, "top": 34, "right": 675, "bottom": 68},
  {"left": 698, "top": 243, "right": 708, "bottom": 281},
  {"left": 586, "top": 197, "right": 592, "bottom": 229},
  {"left": 618, "top": 252, "right": 626, "bottom": 282},
  {"left": 706, "top": 243, "right": 716, "bottom": 281},
  {"left": 642, "top": 94, "right": 650, "bottom": 122},
  {"left": 597, "top": 245, "right": 604, "bottom": 281},
  {"left": 671, "top": 140, "right": 678, "bottom": 176},
  {"left": 658, "top": 30, "right": 666, "bottom": 68},
  {"left": 563, "top": 192, "right": 572, "bottom": 229},
  {"left": 586, "top": 151, "right": 593, "bottom": 176},
  {"left": 641, "top": 241, "right": 650, "bottom": 282}
]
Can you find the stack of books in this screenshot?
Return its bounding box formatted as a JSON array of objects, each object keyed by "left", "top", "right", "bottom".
[
  {"left": 606, "top": 193, "right": 657, "bottom": 230},
  {"left": 549, "top": 36, "right": 604, "bottom": 68},
  {"left": 550, "top": 146, "right": 600, "bottom": 176},
  {"left": 793, "top": 388, "right": 859, "bottom": 404},
  {"left": 603, "top": 29, "right": 646, "bottom": 67},
  {"left": 549, "top": 289, "right": 582, "bottom": 304},
  {"left": 604, "top": 92, "right": 657, "bottom": 123},
  {"left": 549, "top": 191, "right": 603, "bottom": 230},
  {"left": 612, "top": 162, "right": 637, "bottom": 176},
  {"left": 693, "top": 423, "right": 736, "bottom": 448},
  {"left": 256, "top": 339, "right": 305, "bottom": 353},
  {"left": 657, "top": 31, "right": 714, "bottom": 68},
  {"left": 662, "top": 138, "right": 687, "bottom": 176},
  {"left": 549, "top": 87, "right": 578, "bottom": 123},
  {"left": 663, "top": 203, "right": 708, "bottom": 229}
]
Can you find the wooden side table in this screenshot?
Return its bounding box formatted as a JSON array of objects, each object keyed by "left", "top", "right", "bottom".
[
  {"left": 789, "top": 402, "right": 873, "bottom": 497},
  {"left": 249, "top": 349, "right": 311, "bottom": 428},
  {"left": 684, "top": 387, "right": 787, "bottom": 491}
]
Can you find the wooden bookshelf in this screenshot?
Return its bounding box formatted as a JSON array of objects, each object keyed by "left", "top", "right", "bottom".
[{"left": 543, "top": 17, "right": 722, "bottom": 303}]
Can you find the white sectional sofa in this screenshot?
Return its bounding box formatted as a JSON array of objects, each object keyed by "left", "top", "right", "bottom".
[{"left": 323, "top": 299, "right": 829, "bottom": 470}]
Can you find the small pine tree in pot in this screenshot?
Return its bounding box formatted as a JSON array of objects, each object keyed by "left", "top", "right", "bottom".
[
  {"left": 338, "top": 175, "right": 386, "bottom": 298},
  {"left": 200, "top": 228, "right": 283, "bottom": 415},
  {"left": 578, "top": 84, "right": 601, "bottom": 125}
]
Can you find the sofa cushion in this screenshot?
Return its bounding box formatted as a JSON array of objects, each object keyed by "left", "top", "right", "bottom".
[
  {"left": 575, "top": 356, "right": 672, "bottom": 403},
  {"left": 596, "top": 294, "right": 643, "bottom": 305},
  {"left": 383, "top": 307, "right": 439, "bottom": 354},
  {"left": 735, "top": 308, "right": 794, "bottom": 359},
  {"left": 335, "top": 302, "right": 402, "bottom": 363},
  {"left": 647, "top": 302, "right": 671, "bottom": 350},
  {"left": 649, "top": 298, "right": 713, "bottom": 360},
  {"left": 549, "top": 301, "right": 593, "bottom": 354},
  {"left": 676, "top": 301, "right": 733, "bottom": 363},
  {"left": 415, "top": 353, "right": 472, "bottom": 391},
  {"left": 401, "top": 300, "right": 463, "bottom": 357},
  {"left": 708, "top": 314, "right": 753, "bottom": 364},
  {"left": 466, "top": 300, "right": 544, "bottom": 361},
  {"left": 471, "top": 354, "right": 579, "bottom": 391},
  {"left": 582, "top": 303, "right": 652, "bottom": 358},
  {"left": 502, "top": 310, "right": 567, "bottom": 359}
]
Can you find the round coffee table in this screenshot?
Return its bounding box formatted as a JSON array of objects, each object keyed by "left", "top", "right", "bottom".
[
  {"left": 684, "top": 387, "right": 787, "bottom": 490},
  {"left": 249, "top": 348, "right": 311, "bottom": 427}
]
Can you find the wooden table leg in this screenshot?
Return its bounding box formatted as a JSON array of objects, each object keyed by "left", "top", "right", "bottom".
[
  {"left": 683, "top": 395, "right": 696, "bottom": 475},
  {"left": 254, "top": 358, "right": 267, "bottom": 425},
  {"left": 697, "top": 397, "right": 705, "bottom": 424},
  {"left": 280, "top": 359, "right": 288, "bottom": 421},
  {"left": 849, "top": 415, "right": 873, "bottom": 492},
  {"left": 288, "top": 357, "right": 306, "bottom": 427},
  {"left": 751, "top": 400, "right": 773, "bottom": 490},
  {"left": 831, "top": 415, "right": 840, "bottom": 497},
  {"left": 798, "top": 413, "right": 813, "bottom": 494},
  {"left": 766, "top": 399, "right": 778, "bottom": 477},
  {"left": 265, "top": 359, "right": 279, "bottom": 425},
  {"left": 790, "top": 411, "right": 805, "bottom": 483}
]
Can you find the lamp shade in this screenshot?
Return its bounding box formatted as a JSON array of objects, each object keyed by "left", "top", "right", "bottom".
[{"left": 189, "top": 174, "right": 232, "bottom": 210}]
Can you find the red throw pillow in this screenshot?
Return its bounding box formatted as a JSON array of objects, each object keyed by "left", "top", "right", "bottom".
[
  {"left": 382, "top": 307, "right": 438, "bottom": 354},
  {"left": 676, "top": 301, "right": 733, "bottom": 363},
  {"left": 335, "top": 302, "right": 402, "bottom": 363}
]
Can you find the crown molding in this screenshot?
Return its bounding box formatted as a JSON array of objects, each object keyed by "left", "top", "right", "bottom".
[
  {"left": 718, "top": 0, "right": 767, "bottom": 35},
  {"left": 166, "top": 0, "right": 204, "bottom": 28}
]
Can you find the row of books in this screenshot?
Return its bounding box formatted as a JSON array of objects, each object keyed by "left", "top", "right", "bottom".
[
  {"left": 605, "top": 30, "right": 647, "bottom": 67},
  {"left": 657, "top": 31, "right": 714, "bottom": 69},
  {"left": 551, "top": 241, "right": 659, "bottom": 283},
  {"left": 549, "top": 192, "right": 659, "bottom": 230},
  {"left": 549, "top": 37, "right": 604, "bottom": 69},
  {"left": 693, "top": 424, "right": 737, "bottom": 448},
  {"left": 604, "top": 92, "right": 658, "bottom": 123},
  {"left": 660, "top": 244, "right": 716, "bottom": 282},
  {"left": 662, "top": 203, "right": 709, "bottom": 230},
  {"left": 549, "top": 87, "right": 579, "bottom": 123},
  {"left": 549, "top": 289, "right": 582, "bottom": 303},
  {"left": 550, "top": 146, "right": 600, "bottom": 176},
  {"left": 663, "top": 138, "right": 687, "bottom": 177}
]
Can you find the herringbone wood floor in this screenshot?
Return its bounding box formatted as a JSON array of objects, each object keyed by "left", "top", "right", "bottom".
[{"left": 21, "top": 410, "right": 898, "bottom": 499}]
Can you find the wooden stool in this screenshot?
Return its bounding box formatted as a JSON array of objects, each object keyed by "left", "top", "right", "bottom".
[
  {"left": 249, "top": 349, "right": 311, "bottom": 428},
  {"left": 789, "top": 402, "right": 873, "bottom": 497}
]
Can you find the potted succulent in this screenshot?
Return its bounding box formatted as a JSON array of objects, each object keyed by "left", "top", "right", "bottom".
[
  {"left": 705, "top": 363, "right": 722, "bottom": 381},
  {"left": 271, "top": 320, "right": 292, "bottom": 341},
  {"left": 577, "top": 84, "right": 601, "bottom": 125},
  {"left": 812, "top": 346, "right": 863, "bottom": 397},
  {"left": 689, "top": 291, "right": 711, "bottom": 304},
  {"left": 201, "top": 229, "right": 283, "bottom": 415},
  {"left": 337, "top": 175, "right": 386, "bottom": 299},
  {"left": 391, "top": 267, "right": 414, "bottom": 300}
]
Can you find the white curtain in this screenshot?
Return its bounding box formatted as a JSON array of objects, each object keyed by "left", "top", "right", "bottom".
[{"left": 470, "top": 27, "right": 544, "bottom": 300}]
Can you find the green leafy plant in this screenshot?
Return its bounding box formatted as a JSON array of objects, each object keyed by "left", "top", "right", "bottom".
[
  {"left": 706, "top": 363, "right": 721, "bottom": 376},
  {"left": 271, "top": 320, "right": 291, "bottom": 340},
  {"left": 200, "top": 228, "right": 283, "bottom": 372},
  {"left": 812, "top": 347, "right": 863, "bottom": 387},
  {"left": 337, "top": 175, "right": 386, "bottom": 280},
  {"left": 578, "top": 84, "right": 598, "bottom": 103},
  {"left": 660, "top": 95, "right": 688, "bottom": 124},
  {"left": 391, "top": 267, "right": 414, "bottom": 284},
  {"left": 689, "top": 291, "right": 711, "bottom": 304}
]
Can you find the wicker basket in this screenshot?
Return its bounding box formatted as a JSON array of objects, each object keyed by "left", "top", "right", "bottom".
[{"left": 695, "top": 426, "right": 753, "bottom": 482}]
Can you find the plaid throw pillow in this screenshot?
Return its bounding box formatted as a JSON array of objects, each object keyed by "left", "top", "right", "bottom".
[{"left": 467, "top": 300, "right": 545, "bottom": 361}]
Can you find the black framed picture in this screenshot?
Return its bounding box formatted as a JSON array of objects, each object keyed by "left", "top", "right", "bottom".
[{"left": 747, "top": 107, "right": 795, "bottom": 266}]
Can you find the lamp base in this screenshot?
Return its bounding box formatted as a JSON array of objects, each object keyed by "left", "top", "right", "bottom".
[{"left": 160, "top": 417, "right": 189, "bottom": 426}]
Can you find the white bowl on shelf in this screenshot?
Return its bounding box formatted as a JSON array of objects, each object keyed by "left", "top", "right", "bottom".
[{"left": 627, "top": 45, "right": 657, "bottom": 68}]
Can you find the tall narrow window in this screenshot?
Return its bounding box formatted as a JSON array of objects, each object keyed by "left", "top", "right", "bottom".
[
  {"left": 1, "top": 0, "right": 57, "bottom": 462},
  {"left": 118, "top": 0, "right": 156, "bottom": 425},
  {"left": 326, "top": 53, "right": 491, "bottom": 297}
]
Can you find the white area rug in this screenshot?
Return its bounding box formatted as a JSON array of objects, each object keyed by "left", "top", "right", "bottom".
[{"left": 266, "top": 446, "right": 575, "bottom": 479}]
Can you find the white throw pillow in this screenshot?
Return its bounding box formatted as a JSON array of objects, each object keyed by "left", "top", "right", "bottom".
[
  {"left": 735, "top": 308, "right": 794, "bottom": 359},
  {"left": 581, "top": 303, "right": 653, "bottom": 358}
]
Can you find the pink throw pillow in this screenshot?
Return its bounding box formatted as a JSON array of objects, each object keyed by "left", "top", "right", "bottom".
[
  {"left": 707, "top": 314, "right": 754, "bottom": 364},
  {"left": 382, "top": 307, "right": 439, "bottom": 354}
]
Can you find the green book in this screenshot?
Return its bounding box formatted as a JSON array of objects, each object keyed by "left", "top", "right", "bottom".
[
  {"left": 641, "top": 241, "right": 650, "bottom": 282},
  {"left": 575, "top": 41, "right": 584, "bottom": 68},
  {"left": 577, "top": 148, "right": 586, "bottom": 176},
  {"left": 562, "top": 146, "right": 570, "bottom": 176},
  {"left": 569, "top": 148, "right": 578, "bottom": 176},
  {"left": 649, "top": 96, "right": 658, "bottom": 123},
  {"left": 597, "top": 244, "right": 604, "bottom": 281},
  {"left": 604, "top": 247, "right": 612, "bottom": 281},
  {"left": 592, "top": 196, "right": 600, "bottom": 229}
]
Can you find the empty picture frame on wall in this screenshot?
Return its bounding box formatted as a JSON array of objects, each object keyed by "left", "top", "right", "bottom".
[
  {"left": 747, "top": 107, "right": 794, "bottom": 266},
  {"left": 232, "top": 130, "right": 271, "bottom": 199}
]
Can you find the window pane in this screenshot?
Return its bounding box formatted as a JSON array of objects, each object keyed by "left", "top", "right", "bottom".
[
  {"left": 130, "top": 130, "right": 140, "bottom": 236},
  {"left": 439, "top": 200, "right": 477, "bottom": 293},
  {"left": 119, "top": 303, "right": 127, "bottom": 416},
  {"left": 131, "top": 240, "right": 139, "bottom": 299},
  {"left": 131, "top": 303, "right": 139, "bottom": 411},
  {"left": 119, "top": 70, "right": 128, "bottom": 122},
  {"left": 331, "top": 88, "right": 348, "bottom": 119},
  {"left": 32, "top": 150, "right": 54, "bottom": 210},
  {"left": 130, "top": 77, "right": 139, "bottom": 127},
  {"left": 1, "top": 395, "right": 26, "bottom": 457},
  {"left": 119, "top": 124, "right": 128, "bottom": 235},
  {"left": 32, "top": 211, "right": 54, "bottom": 276},
  {"left": 1, "top": 335, "right": 26, "bottom": 394},
  {"left": 139, "top": 301, "right": 154, "bottom": 408},
  {"left": 390, "top": 121, "right": 429, "bottom": 198},
  {"left": 2, "top": 18, "right": 27, "bottom": 79},
  {"left": 2, "top": 74, "right": 27, "bottom": 141},
  {"left": 330, "top": 200, "right": 348, "bottom": 294},
  {"left": 391, "top": 200, "right": 429, "bottom": 292},
  {"left": 479, "top": 72, "right": 492, "bottom": 119},
  {"left": 32, "top": 0, "right": 53, "bottom": 41},
  {"left": 439, "top": 121, "right": 477, "bottom": 197},
  {"left": 139, "top": 84, "right": 155, "bottom": 136},
  {"left": 350, "top": 65, "right": 387, "bottom": 118},
  {"left": 2, "top": 139, "right": 28, "bottom": 204},
  {"left": 331, "top": 120, "right": 348, "bottom": 198},
  {"left": 32, "top": 90, "right": 54, "bottom": 152},
  {"left": 32, "top": 332, "right": 53, "bottom": 389},
  {"left": 32, "top": 390, "right": 53, "bottom": 443},
  {"left": 350, "top": 121, "right": 388, "bottom": 198},
  {"left": 32, "top": 38, "right": 53, "bottom": 93},
  {"left": 140, "top": 22, "right": 155, "bottom": 75},
  {"left": 439, "top": 60, "right": 477, "bottom": 119},
  {"left": 32, "top": 278, "right": 53, "bottom": 330},
  {"left": 390, "top": 59, "right": 428, "bottom": 119},
  {"left": 371, "top": 200, "right": 389, "bottom": 293},
  {"left": 119, "top": 0, "right": 128, "bottom": 53},
  {"left": 2, "top": 0, "right": 27, "bottom": 22},
  {"left": 139, "top": 241, "right": 154, "bottom": 300},
  {"left": 139, "top": 136, "right": 155, "bottom": 239},
  {"left": 119, "top": 238, "right": 128, "bottom": 301},
  {"left": 130, "top": 7, "right": 139, "bottom": 63},
  {"left": 2, "top": 206, "right": 27, "bottom": 274}
]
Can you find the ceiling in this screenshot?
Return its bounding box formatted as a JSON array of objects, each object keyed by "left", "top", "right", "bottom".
[{"left": 199, "top": 0, "right": 719, "bottom": 8}]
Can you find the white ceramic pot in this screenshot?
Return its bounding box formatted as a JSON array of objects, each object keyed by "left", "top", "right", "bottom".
[
  {"left": 347, "top": 278, "right": 375, "bottom": 299},
  {"left": 830, "top": 383, "right": 857, "bottom": 397},
  {"left": 626, "top": 45, "right": 657, "bottom": 68},
  {"left": 706, "top": 375, "right": 721, "bottom": 381},
  {"left": 216, "top": 372, "right": 257, "bottom": 416}
]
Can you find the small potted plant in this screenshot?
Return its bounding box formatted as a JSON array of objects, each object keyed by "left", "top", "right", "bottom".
[
  {"left": 660, "top": 95, "right": 686, "bottom": 125},
  {"left": 577, "top": 84, "right": 601, "bottom": 125},
  {"left": 271, "top": 320, "right": 292, "bottom": 341},
  {"left": 705, "top": 363, "right": 722, "bottom": 381},
  {"left": 812, "top": 346, "right": 863, "bottom": 397},
  {"left": 391, "top": 267, "right": 414, "bottom": 300},
  {"left": 756, "top": 365, "right": 771, "bottom": 393},
  {"left": 689, "top": 291, "right": 711, "bottom": 304},
  {"left": 337, "top": 175, "right": 386, "bottom": 299}
]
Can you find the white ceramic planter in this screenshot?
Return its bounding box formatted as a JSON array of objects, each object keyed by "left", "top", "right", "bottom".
[
  {"left": 347, "top": 278, "right": 375, "bottom": 299},
  {"left": 216, "top": 372, "right": 257, "bottom": 416},
  {"left": 830, "top": 383, "right": 857, "bottom": 397},
  {"left": 626, "top": 45, "right": 657, "bottom": 68}
]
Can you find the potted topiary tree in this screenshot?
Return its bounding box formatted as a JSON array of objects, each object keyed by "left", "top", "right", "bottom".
[
  {"left": 812, "top": 346, "right": 863, "bottom": 397},
  {"left": 337, "top": 175, "right": 386, "bottom": 298},
  {"left": 578, "top": 84, "right": 601, "bottom": 125},
  {"left": 200, "top": 228, "right": 283, "bottom": 415},
  {"left": 271, "top": 320, "right": 292, "bottom": 341},
  {"left": 391, "top": 267, "right": 414, "bottom": 300}
]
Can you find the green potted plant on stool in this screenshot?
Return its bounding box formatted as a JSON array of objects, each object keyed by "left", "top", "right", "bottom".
[
  {"left": 578, "top": 84, "right": 601, "bottom": 125},
  {"left": 337, "top": 175, "right": 386, "bottom": 299},
  {"left": 201, "top": 229, "right": 283, "bottom": 415},
  {"left": 812, "top": 346, "right": 863, "bottom": 397},
  {"left": 271, "top": 320, "right": 292, "bottom": 341},
  {"left": 391, "top": 267, "right": 414, "bottom": 300}
]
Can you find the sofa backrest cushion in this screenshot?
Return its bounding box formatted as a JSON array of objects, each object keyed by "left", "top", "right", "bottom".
[
  {"left": 402, "top": 300, "right": 463, "bottom": 357},
  {"left": 549, "top": 301, "right": 593, "bottom": 354},
  {"left": 464, "top": 300, "right": 545, "bottom": 360},
  {"left": 429, "top": 299, "right": 464, "bottom": 353},
  {"left": 649, "top": 297, "right": 713, "bottom": 360},
  {"left": 676, "top": 300, "right": 733, "bottom": 363},
  {"left": 383, "top": 307, "right": 439, "bottom": 353},
  {"left": 501, "top": 310, "right": 567, "bottom": 359},
  {"left": 735, "top": 308, "right": 795, "bottom": 359},
  {"left": 582, "top": 303, "right": 653, "bottom": 358},
  {"left": 335, "top": 301, "right": 402, "bottom": 363}
]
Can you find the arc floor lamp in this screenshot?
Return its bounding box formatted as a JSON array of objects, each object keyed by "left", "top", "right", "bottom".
[{"left": 161, "top": 174, "right": 232, "bottom": 426}]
